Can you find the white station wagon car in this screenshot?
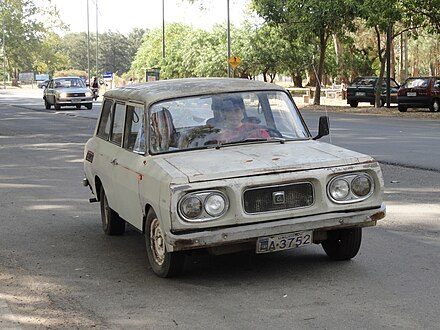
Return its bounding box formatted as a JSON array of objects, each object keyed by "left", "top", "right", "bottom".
[{"left": 83, "top": 78, "right": 385, "bottom": 277}]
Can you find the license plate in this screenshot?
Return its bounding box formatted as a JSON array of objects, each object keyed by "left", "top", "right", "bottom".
[
  {"left": 256, "top": 231, "right": 313, "bottom": 254},
  {"left": 407, "top": 92, "right": 417, "bottom": 96},
  {"left": 355, "top": 92, "right": 366, "bottom": 96}
]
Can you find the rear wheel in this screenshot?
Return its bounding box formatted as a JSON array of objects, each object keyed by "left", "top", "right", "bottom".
[
  {"left": 429, "top": 99, "right": 439, "bottom": 112},
  {"left": 145, "top": 209, "right": 185, "bottom": 278},
  {"left": 398, "top": 105, "right": 407, "bottom": 112},
  {"left": 349, "top": 101, "right": 358, "bottom": 108},
  {"left": 100, "top": 186, "right": 125, "bottom": 235},
  {"left": 322, "top": 228, "right": 362, "bottom": 260}
]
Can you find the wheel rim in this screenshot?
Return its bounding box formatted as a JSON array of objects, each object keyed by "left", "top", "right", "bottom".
[
  {"left": 434, "top": 100, "right": 440, "bottom": 112},
  {"left": 150, "top": 217, "right": 166, "bottom": 266}
]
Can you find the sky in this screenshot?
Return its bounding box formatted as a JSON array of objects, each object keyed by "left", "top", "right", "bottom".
[{"left": 53, "top": 0, "right": 249, "bottom": 35}]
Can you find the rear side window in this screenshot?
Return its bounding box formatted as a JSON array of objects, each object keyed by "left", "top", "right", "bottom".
[
  {"left": 97, "top": 99, "right": 113, "bottom": 140},
  {"left": 110, "top": 103, "right": 125, "bottom": 146}
]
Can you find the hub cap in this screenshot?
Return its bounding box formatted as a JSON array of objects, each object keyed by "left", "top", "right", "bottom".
[{"left": 150, "top": 218, "right": 165, "bottom": 266}]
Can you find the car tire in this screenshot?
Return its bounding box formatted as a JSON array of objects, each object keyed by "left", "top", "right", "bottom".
[
  {"left": 54, "top": 101, "right": 61, "bottom": 110},
  {"left": 86, "top": 103, "right": 93, "bottom": 110},
  {"left": 76, "top": 105, "right": 81, "bottom": 109},
  {"left": 145, "top": 208, "right": 185, "bottom": 278},
  {"left": 100, "top": 186, "right": 126, "bottom": 235},
  {"left": 398, "top": 106, "right": 407, "bottom": 112},
  {"left": 349, "top": 101, "right": 358, "bottom": 108},
  {"left": 322, "top": 228, "right": 362, "bottom": 260},
  {"left": 44, "top": 98, "right": 51, "bottom": 110},
  {"left": 429, "top": 99, "right": 439, "bottom": 112}
]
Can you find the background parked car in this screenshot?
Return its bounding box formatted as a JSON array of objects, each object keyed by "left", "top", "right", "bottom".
[
  {"left": 43, "top": 76, "right": 94, "bottom": 110},
  {"left": 37, "top": 79, "right": 49, "bottom": 89},
  {"left": 347, "top": 76, "right": 399, "bottom": 107},
  {"left": 397, "top": 76, "right": 440, "bottom": 112}
]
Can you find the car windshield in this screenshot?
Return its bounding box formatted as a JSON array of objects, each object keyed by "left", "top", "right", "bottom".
[
  {"left": 350, "top": 77, "right": 377, "bottom": 87},
  {"left": 148, "top": 91, "right": 310, "bottom": 153},
  {"left": 54, "top": 78, "right": 85, "bottom": 88},
  {"left": 402, "top": 78, "right": 429, "bottom": 88}
]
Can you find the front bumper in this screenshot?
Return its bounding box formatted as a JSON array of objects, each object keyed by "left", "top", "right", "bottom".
[
  {"left": 165, "top": 203, "right": 386, "bottom": 252},
  {"left": 57, "top": 97, "right": 93, "bottom": 105}
]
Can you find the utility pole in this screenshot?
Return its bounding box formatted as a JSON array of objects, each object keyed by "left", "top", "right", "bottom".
[
  {"left": 2, "top": 2, "right": 6, "bottom": 89},
  {"left": 227, "top": 0, "right": 231, "bottom": 78},
  {"left": 96, "top": 0, "right": 98, "bottom": 79},
  {"left": 87, "top": 0, "right": 91, "bottom": 83},
  {"left": 162, "top": 0, "right": 165, "bottom": 58},
  {"left": 386, "top": 23, "right": 391, "bottom": 107}
]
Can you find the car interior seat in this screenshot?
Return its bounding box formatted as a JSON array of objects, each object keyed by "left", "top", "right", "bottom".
[{"left": 150, "top": 108, "right": 177, "bottom": 152}]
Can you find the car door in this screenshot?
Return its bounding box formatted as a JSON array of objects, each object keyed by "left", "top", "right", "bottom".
[
  {"left": 45, "top": 80, "right": 55, "bottom": 104},
  {"left": 109, "top": 103, "right": 146, "bottom": 230},
  {"left": 92, "top": 99, "right": 124, "bottom": 215}
]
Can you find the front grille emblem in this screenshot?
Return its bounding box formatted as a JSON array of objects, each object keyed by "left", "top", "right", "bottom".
[{"left": 272, "top": 191, "right": 285, "bottom": 205}]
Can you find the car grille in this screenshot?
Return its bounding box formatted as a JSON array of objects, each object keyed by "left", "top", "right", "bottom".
[
  {"left": 243, "top": 182, "right": 314, "bottom": 214},
  {"left": 66, "top": 93, "right": 86, "bottom": 97}
]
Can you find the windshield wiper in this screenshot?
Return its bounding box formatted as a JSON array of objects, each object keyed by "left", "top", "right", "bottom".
[{"left": 215, "top": 138, "right": 284, "bottom": 149}]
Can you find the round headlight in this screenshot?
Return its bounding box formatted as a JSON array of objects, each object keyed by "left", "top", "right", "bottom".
[
  {"left": 329, "top": 179, "right": 350, "bottom": 201},
  {"left": 59, "top": 92, "right": 67, "bottom": 98},
  {"left": 351, "top": 175, "right": 372, "bottom": 197},
  {"left": 204, "top": 193, "right": 226, "bottom": 217},
  {"left": 180, "top": 196, "right": 202, "bottom": 219}
]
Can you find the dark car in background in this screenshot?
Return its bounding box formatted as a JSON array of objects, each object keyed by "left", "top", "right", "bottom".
[
  {"left": 347, "top": 76, "right": 399, "bottom": 107},
  {"left": 397, "top": 76, "right": 440, "bottom": 112},
  {"left": 37, "top": 79, "right": 49, "bottom": 89}
]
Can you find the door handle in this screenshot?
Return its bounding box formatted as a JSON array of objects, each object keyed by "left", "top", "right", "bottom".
[{"left": 110, "top": 158, "right": 118, "bottom": 166}]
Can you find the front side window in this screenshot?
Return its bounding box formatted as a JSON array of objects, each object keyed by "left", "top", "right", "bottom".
[{"left": 149, "top": 91, "right": 309, "bottom": 153}]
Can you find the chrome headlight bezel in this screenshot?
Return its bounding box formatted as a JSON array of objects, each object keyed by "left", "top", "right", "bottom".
[
  {"left": 327, "top": 173, "right": 374, "bottom": 204},
  {"left": 178, "top": 190, "right": 229, "bottom": 222}
]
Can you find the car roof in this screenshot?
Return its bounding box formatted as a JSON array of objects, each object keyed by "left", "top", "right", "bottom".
[
  {"left": 52, "top": 76, "right": 81, "bottom": 80},
  {"left": 103, "top": 78, "right": 286, "bottom": 106}
]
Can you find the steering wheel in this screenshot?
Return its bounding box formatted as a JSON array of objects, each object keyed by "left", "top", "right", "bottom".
[{"left": 261, "top": 126, "right": 283, "bottom": 138}]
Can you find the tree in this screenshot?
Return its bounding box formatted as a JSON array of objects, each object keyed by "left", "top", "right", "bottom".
[
  {"left": 0, "top": 0, "right": 63, "bottom": 79},
  {"left": 252, "top": 0, "right": 359, "bottom": 104}
]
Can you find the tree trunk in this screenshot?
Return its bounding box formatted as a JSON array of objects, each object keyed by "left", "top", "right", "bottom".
[
  {"left": 332, "top": 34, "right": 348, "bottom": 84},
  {"left": 313, "top": 32, "right": 327, "bottom": 105}
]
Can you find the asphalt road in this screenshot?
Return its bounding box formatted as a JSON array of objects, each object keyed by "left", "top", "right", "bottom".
[{"left": 0, "top": 88, "right": 439, "bottom": 329}]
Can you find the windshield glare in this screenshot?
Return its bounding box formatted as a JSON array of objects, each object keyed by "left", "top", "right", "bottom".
[
  {"left": 403, "top": 78, "right": 429, "bottom": 89},
  {"left": 54, "top": 78, "right": 85, "bottom": 88},
  {"left": 149, "top": 91, "right": 309, "bottom": 153}
]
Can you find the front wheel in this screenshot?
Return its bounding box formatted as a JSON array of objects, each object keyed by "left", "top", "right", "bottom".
[
  {"left": 100, "top": 186, "right": 125, "bottom": 235},
  {"left": 86, "top": 103, "right": 93, "bottom": 110},
  {"left": 322, "top": 228, "right": 362, "bottom": 260},
  {"left": 44, "top": 98, "right": 51, "bottom": 110},
  {"left": 54, "top": 101, "right": 61, "bottom": 110},
  {"left": 145, "top": 209, "right": 185, "bottom": 278}
]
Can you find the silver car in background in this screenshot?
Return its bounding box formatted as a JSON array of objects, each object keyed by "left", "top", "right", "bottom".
[{"left": 43, "top": 76, "right": 94, "bottom": 110}]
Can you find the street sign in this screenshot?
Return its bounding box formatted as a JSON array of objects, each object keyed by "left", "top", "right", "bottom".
[
  {"left": 103, "top": 72, "right": 113, "bottom": 79},
  {"left": 228, "top": 55, "right": 241, "bottom": 69}
]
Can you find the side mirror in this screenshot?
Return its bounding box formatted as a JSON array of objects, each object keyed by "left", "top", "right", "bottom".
[{"left": 312, "top": 116, "right": 330, "bottom": 140}]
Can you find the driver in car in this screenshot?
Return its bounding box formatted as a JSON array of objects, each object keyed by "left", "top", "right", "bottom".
[{"left": 215, "top": 97, "right": 270, "bottom": 143}]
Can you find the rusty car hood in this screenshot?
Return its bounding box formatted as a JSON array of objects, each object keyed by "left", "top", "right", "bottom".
[{"left": 162, "top": 140, "right": 375, "bottom": 183}]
